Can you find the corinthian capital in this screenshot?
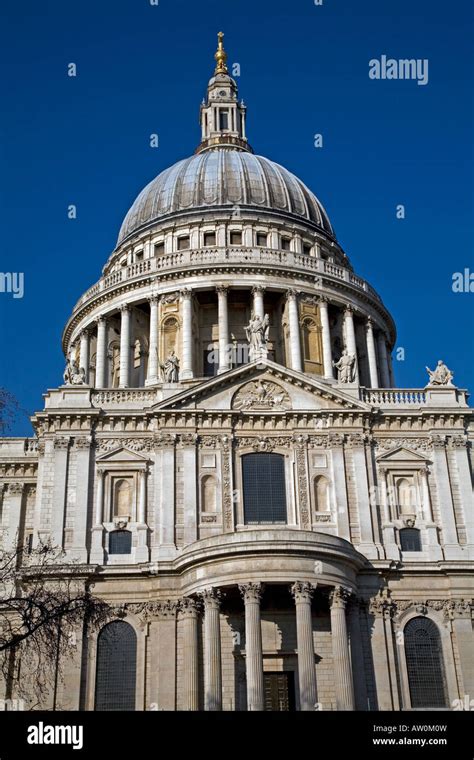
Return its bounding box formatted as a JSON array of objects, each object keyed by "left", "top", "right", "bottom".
[
  {"left": 239, "top": 582, "right": 263, "bottom": 603},
  {"left": 291, "top": 581, "right": 316, "bottom": 604},
  {"left": 329, "top": 585, "right": 352, "bottom": 609}
]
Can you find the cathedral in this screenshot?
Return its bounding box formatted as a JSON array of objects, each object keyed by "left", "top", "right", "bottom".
[{"left": 1, "top": 33, "right": 473, "bottom": 712}]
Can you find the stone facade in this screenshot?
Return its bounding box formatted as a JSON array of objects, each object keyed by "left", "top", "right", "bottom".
[{"left": 0, "top": 34, "right": 472, "bottom": 711}]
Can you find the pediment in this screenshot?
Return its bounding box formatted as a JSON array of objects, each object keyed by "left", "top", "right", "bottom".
[
  {"left": 376, "top": 446, "right": 428, "bottom": 463},
  {"left": 96, "top": 446, "right": 150, "bottom": 462},
  {"left": 153, "top": 359, "right": 371, "bottom": 412}
]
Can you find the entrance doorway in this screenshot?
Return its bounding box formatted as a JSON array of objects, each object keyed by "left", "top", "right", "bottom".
[{"left": 263, "top": 671, "right": 295, "bottom": 711}]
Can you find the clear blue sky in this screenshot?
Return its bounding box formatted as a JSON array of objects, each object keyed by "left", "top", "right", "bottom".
[{"left": 1, "top": 0, "right": 473, "bottom": 436}]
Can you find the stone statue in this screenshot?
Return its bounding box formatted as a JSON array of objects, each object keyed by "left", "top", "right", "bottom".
[
  {"left": 161, "top": 351, "right": 180, "bottom": 383},
  {"left": 245, "top": 312, "right": 270, "bottom": 355},
  {"left": 333, "top": 350, "right": 356, "bottom": 384},
  {"left": 63, "top": 358, "right": 86, "bottom": 386},
  {"left": 425, "top": 360, "right": 454, "bottom": 386}
]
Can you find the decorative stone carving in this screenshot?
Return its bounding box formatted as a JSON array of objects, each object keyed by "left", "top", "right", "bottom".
[
  {"left": 179, "top": 597, "right": 200, "bottom": 617},
  {"left": 368, "top": 591, "right": 396, "bottom": 619},
  {"left": 53, "top": 437, "right": 70, "bottom": 450},
  {"left": 239, "top": 582, "right": 263, "bottom": 603},
  {"left": 333, "top": 350, "right": 356, "bottom": 383},
  {"left": 425, "top": 360, "right": 454, "bottom": 387},
  {"left": 8, "top": 482, "right": 24, "bottom": 495},
  {"left": 201, "top": 514, "right": 218, "bottom": 523},
  {"left": 327, "top": 432, "right": 344, "bottom": 447},
  {"left": 161, "top": 292, "right": 179, "bottom": 304},
  {"left": 134, "top": 600, "right": 178, "bottom": 621},
  {"left": 233, "top": 380, "right": 291, "bottom": 411},
  {"left": 237, "top": 435, "right": 292, "bottom": 452},
  {"left": 345, "top": 433, "right": 366, "bottom": 448},
  {"left": 97, "top": 438, "right": 153, "bottom": 452},
  {"left": 63, "top": 357, "right": 86, "bottom": 386},
  {"left": 291, "top": 581, "right": 316, "bottom": 603},
  {"left": 74, "top": 437, "right": 91, "bottom": 450},
  {"left": 221, "top": 435, "right": 233, "bottom": 532},
  {"left": 244, "top": 312, "right": 270, "bottom": 359},
  {"left": 294, "top": 443, "right": 311, "bottom": 530},
  {"left": 178, "top": 433, "right": 198, "bottom": 447},
  {"left": 447, "top": 435, "right": 467, "bottom": 449},
  {"left": 330, "top": 585, "right": 352, "bottom": 609},
  {"left": 314, "top": 514, "right": 331, "bottom": 522},
  {"left": 161, "top": 351, "right": 180, "bottom": 383},
  {"left": 153, "top": 433, "right": 177, "bottom": 449},
  {"left": 430, "top": 435, "right": 446, "bottom": 450},
  {"left": 199, "top": 588, "right": 222, "bottom": 608},
  {"left": 375, "top": 438, "right": 431, "bottom": 452}
]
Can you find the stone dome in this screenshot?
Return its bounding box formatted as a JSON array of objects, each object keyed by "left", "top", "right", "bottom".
[{"left": 117, "top": 149, "right": 335, "bottom": 244}]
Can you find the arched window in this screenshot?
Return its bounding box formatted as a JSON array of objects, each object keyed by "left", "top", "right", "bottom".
[
  {"left": 95, "top": 621, "right": 137, "bottom": 711},
  {"left": 114, "top": 479, "right": 132, "bottom": 519},
  {"left": 201, "top": 475, "right": 217, "bottom": 513},
  {"left": 404, "top": 617, "right": 448, "bottom": 708},
  {"left": 109, "top": 530, "right": 132, "bottom": 555},
  {"left": 242, "top": 453, "right": 287, "bottom": 524},
  {"left": 397, "top": 478, "right": 417, "bottom": 514},
  {"left": 313, "top": 475, "right": 330, "bottom": 512},
  {"left": 400, "top": 528, "right": 422, "bottom": 552}
]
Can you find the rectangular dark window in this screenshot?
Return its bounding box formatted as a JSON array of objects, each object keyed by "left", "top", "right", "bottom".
[
  {"left": 256, "top": 232, "right": 267, "bottom": 247},
  {"left": 109, "top": 530, "right": 132, "bottom": 555},
  {"left": 400, "top": 528, "right": 422, "bottom": 552},
  {"left": 303, "top": 243, "right": 312, "bottom": 256},
  {"left": 203, "top": 232, "right": 216, "bottom": 246},
  {"left": 280, "top": 237, "right": 291, "bottom": 251},
  {"left": 219, "top": 110, "right": 229, "bottom": 130},
  {"left": 135, "top": 250, "right": 143, "bottom": 261},
  {"left": 242, "top": 453, "right": 287, "bottom": 524},
  {"left": 203, "top": 348, "right": 218, "bottom": 377},
  {"left": 177, "top": 236, "right": 190, "bottom": 250},
  {"left": 230, "top": 231, "right": 242, "bottom": 245},
  {"left": 154, "top": 242, "right": 165, "bottom": 256}
]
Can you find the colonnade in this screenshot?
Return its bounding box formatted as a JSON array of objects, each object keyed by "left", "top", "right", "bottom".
[
  {"left": 180, "top": 582, "right": 355, "bottom": 712},
  {"left": 72, "top": 286, "right": 393, "bottom": 388}
]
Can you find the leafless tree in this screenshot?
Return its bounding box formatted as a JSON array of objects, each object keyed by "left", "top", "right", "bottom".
[{"left": 0, "top": 540, "right": 110, "bottom": 707}]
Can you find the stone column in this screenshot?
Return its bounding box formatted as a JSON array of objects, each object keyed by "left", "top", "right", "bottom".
[
  {"left": 217, "top": 285, "right": 230, "bottom": 373},
  {"left": 343, "top": 306, "right": 359, "bottom": 383},
  {"left": 146, "top": 296, "right": 160, "bottom": 385},
  {"left": 180, "top": 288, "right": 193, "bottom": 379},
  {"left": 366, "top": 318, "right": 379, "bottom": 388},
  {"left": 79, "top": 329, "right": 90, "bottom": 382},
  {"left": 4, "top": 483, "right": 24, "bottom": 551},
  {"left": 377, "top": 333, "right": 391, "bottom": 388},
  {"left": 138, "top": 470, "right": 146, "bottom": 524},
  {"left": 329, "top": 586, "right": 355, "bottom": 710},
  {"left": 291, "top": 581, "right": 317, "bottom": 711},
  {"left": 251, "top": 286, "right": 265, "bottom": 319},
  {"left": 239, "top": 582, "right": 264, "bottom": 711},
  {"left": 180, "top": 598, "right": 199, "bottom": 711},
  {"left": 318, "top": 297, "right": 333, "bottom": 379},
  {"left": 431, "top": 436, "right": 459, "bottom": 556},
  {"left": 95, "top": 316, "right": 107, "bottom": 388},
  {"left": 201, "top": 588, "right": 222, "bottom": 711},
  {"left": 379, "top": 467, "right": 399, "bottom": 559},
  {"left": 287, "top": 289, "right": 302, "bottom": 372},
  {"left": 94, "top": 471, "right": 104, "bottom": 525},
  {"left": 119, "top": 305, "right": 131, "bottom": 388},
  {"left": 90, "top": 470, "right": 105, "bottom": 564}
]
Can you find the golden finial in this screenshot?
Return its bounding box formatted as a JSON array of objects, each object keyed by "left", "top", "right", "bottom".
[{"left": 214, "top": 31, "right": 228, "bottom": 74}]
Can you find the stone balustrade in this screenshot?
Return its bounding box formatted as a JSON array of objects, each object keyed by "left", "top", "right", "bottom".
[
  {"left": 72, "top": 247, "right": 382, "bottom": 314},
  {"left": 362, "top": 389, "right": 427, "bottom": 405}
]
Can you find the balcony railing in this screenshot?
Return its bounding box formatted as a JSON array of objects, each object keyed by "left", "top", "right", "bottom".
[
  {"left": 72, "top": 247, "right": 382, "bottom": 313},
  {"left": 362, "top": 389, "right": 427, "bottom": 405}
]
